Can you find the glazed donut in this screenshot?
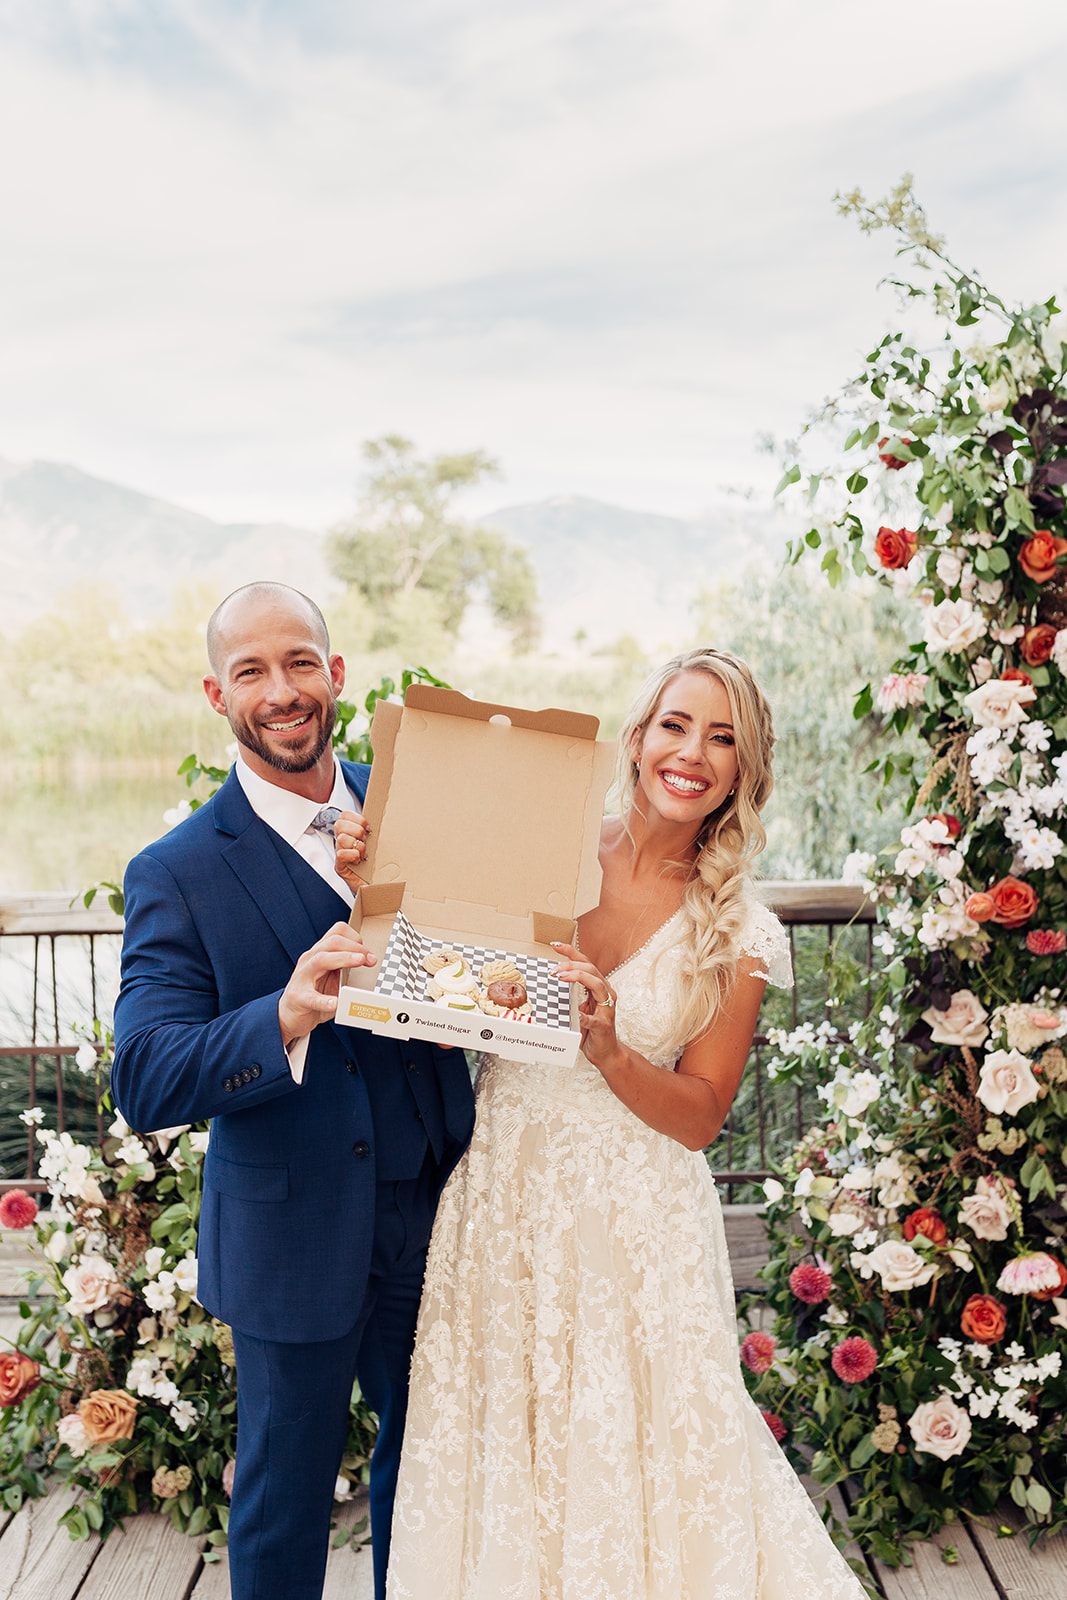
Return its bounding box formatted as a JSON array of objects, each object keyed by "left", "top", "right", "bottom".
[{"left": 487, "top": 979, "right": 528, "bottom": 1009}]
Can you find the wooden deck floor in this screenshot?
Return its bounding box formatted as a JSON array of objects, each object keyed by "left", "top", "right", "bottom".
[{"left": 4, "top": 1227, "right": 1067, "bottom": 1598}]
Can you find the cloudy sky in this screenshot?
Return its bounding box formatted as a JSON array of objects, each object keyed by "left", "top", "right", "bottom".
[{"left": 2, "top": 0, "right": 1067, "bottom": 529}]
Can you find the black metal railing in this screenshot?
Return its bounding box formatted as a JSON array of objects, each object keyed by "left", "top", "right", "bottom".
[{"left": 0, "top": 885, "right": 875, "bottom": 1197}]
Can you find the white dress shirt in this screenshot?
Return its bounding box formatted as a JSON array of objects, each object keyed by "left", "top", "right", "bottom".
[{"left": 234, "top": 752, "right": 362, "bottom": 1082}]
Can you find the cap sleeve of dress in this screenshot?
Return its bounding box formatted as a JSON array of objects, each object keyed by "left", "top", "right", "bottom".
[{"left": 739, "top": 899, "right": 793, "bottom": 989}]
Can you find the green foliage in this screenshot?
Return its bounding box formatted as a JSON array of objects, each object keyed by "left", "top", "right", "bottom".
[
  {"left": 326, "top": 436, "right": 540, "bottom": 651},
  {"left": 0, "top": 1113, "right": 377, "bottom": 1544}
]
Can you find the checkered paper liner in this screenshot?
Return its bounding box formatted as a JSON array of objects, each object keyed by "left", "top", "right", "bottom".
[{"left": 376, "top": 911, "right": 573, "bottom": 1031}]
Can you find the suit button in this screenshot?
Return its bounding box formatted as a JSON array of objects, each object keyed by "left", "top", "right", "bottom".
[
  {"left": 241, "top": 1069, "right": 253, "bottom": 1085},
  {"left": 250, "top": 1064, "right": 262, "bottom": 1079},
  {"left": 222, "top": 1078, "right": 234, "bottom": 1093},
  {"left": 345, "top": 1059, "right": 358, "bottom": 1075},
  {"left": 352, "top": 1141, "right": 371, "bottom": 1158}
]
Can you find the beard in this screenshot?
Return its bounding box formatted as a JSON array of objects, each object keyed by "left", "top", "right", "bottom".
[{"left": 230, "top": 698, "right": 338, "bottom": 774}]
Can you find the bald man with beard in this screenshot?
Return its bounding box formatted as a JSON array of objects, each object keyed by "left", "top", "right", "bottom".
[{"left": 112, "top": 582, "right": 475, "bottom": 1600}]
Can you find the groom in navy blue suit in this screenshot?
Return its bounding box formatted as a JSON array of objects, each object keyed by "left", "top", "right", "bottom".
[{"left": 112, "top": 582, "right": 475, "bottom": 1600}]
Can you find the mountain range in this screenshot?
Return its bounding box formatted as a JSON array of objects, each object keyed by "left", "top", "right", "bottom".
[{"left": 0, "top": 456, "right": 784, "bottom": 651}]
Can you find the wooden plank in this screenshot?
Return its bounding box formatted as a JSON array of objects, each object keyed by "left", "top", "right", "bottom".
[
  {"left": 0, "top": 894, "right": 123, "bottom": 935},
  {"left": 189, "top": 1494, "right": 374, "bottom": 1600},
  {"left": 758, "top": 881, "right": 874, "bottom": 925},
  {"left": 967, "top": 1505, "right": 1067, "bottom": 1599},
  {"left": 722, "top": 1203, "right": 769, "bottom": 1290},
  {"left": 0, "top": 1483, "right": 101, "bottom": 1600},
  {"left": 873, "top": 1519, "right": 998, "bottom": 1600},
  {"left": 76, "top": 1512, "right": 204, "bottom": 1600}
]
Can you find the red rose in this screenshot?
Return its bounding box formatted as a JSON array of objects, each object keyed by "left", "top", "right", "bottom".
[
  {"left": 960, "top": 1293, "right": 1007, "bottom": 1344},
  {"left": 874, "top": 526, "right": 918, "bottom": 569},
  {"left": 1032, "top": 1258, "right": 1067, "bottom": 1302},
  {"left": 965, "top": 892, "right": 996, "bottom": 923},
  {"left": 762, "top": 1410, "right": 787, "bottom": 1442},
  {"left": 0, "top": 1189, "right": 38, "bottom": 1230},
  {"left": 878, "top": 437, "right": 913, "bottom": 470},
  {"left": 988, "top": 875, "right": 1039, "bottom": 929},
  {"left": 928, "top": 813, "right": 961, "bottom": 838},
  {"left": 0, "top": 1352, "right": 40, "bottom": 1407},
  {"left": 1019, "top": 531, "right": 1067, "bottom": 584},
  {"left": 1027, "top": 929, "right": 1067, "bottom": 955},
  {"left": 1001, "top": 667, "right": 1034, "bottom": 687},
  {"left": 903, "top": 1207, "right": 948, "bottom": 1245},
  {"left": 1021, "top": 624, "right": 1058, "bottom": 666}
]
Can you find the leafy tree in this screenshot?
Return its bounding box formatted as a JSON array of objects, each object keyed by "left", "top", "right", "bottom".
[{"left": 327, "top": 436, "right": 539, "bottom": 652}]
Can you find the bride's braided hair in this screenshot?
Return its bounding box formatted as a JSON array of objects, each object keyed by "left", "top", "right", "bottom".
[{"left": 614, "top": 647, "right": 776, "bottom": 1060}]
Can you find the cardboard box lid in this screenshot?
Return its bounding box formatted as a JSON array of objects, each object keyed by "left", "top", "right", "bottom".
[{"left": 360, "top": 685, "right": 614, "bottom": 938}]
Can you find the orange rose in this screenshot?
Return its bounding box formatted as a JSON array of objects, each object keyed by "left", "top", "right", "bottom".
[
  {"left": 903, "top": 1207, "right": 948, "bottom": 1245},
  {"left": 878, "top": 437, "right": 913, "bottom": 470},
  {"left": 1019, "top": 531, "right": 1067, "bottom": 583},
  {"left": 79, "top": 1388, "right": 140, "bottom": 1444},
  {"left": 1001, "top": 667, "right": 1034, "bottom": 687},
  {"left": 1031, "top": 1257, "right": 1067, "bottom": 1302},
  {"left": 965, "top": 892, "right": 996, "bottom": 922},
  {"left": 960, "top": 1293, "right": 1006, "bottom": 1344},
  {"left": 928, "top": 813, "right": 961, "bottom": 838},
  {"left": 988, "top": 875, "right": 1039, "bottom": 929},
  {"left": 0, "top": 1352, "right": 40, "bottom": 1407},
  {"left": 874, "top": 526, "right": 918, "bottom": 569},
  {"left": 1021, "top": 624, "right": 1058, "bottom": 666}
]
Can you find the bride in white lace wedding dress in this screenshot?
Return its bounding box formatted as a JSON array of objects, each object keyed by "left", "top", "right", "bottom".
[{"left": 386, "top": 652, "right": 867, "bottom": 1600}]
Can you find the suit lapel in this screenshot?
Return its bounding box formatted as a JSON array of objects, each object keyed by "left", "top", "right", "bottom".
[{"left": 214, "top": 772, "right": 320, "bottom": 966}]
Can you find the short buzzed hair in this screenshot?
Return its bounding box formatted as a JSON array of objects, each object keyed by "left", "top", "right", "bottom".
[{"left": 206, "top": 582, "right": 331, "bottom": 677}]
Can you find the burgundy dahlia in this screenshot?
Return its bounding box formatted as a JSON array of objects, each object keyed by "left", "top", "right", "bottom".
[
  {"left": 0, "top": 1190, "right": 38, "bottom": 1230},
  {"left": 831, "top": 1336, "right": 877, "bottom": 1384},
  {"left": 740, "top": 1331, "right": 776, "bottom": 1374},
  {"left": 762, "top": 1410, "right": 787, "bottom": 1442},
  {"left": 789, "top": 1262, "right": 832, "bottom": 1304}
]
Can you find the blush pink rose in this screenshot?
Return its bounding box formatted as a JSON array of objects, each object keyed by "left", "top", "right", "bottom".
[
  {"left": 921, "top": 989, "right": 988, "bottom": 1047},
  {"left": 976, "top": 1050, "right": 1041, "bottom": 1117},
  {"left": 908, "top": 1396, "right": 972, "bottom": 1460},
  {"left": 957, "top": 1175, "right": 1013, "bottom": 1242}
]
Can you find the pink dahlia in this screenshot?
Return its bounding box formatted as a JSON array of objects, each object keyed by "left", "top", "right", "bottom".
[
  {"left": 762, "top": 1410, "right": 787, "bottom": 1442},
  {"left": 740, "top": 1331, "right": 776, "bottom": 1374},
  {"left": 0, "top": 1190, "right": 38, "bottom": 1230},
  {"left": 831, "top": 1336, "right": 878, "bottom": 1384},
  {"left": 996, "top": 1252, "right": 1064, "bottom": 1295},
  {"left": 1026, "top": 929, "right": 1067, "bottom": 955},
  {"left": 789, "top": 1262, "right": 833, "bottom": 1304}
]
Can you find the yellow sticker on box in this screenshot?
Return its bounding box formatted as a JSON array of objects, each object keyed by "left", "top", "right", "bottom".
[{"left": 347, "top": 1000, "right": 393, "bottom": 1024}]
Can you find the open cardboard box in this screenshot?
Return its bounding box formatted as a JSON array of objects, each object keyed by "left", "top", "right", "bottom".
[{"left": 335, "top": 686, "right": 615, "bottom": 1066}]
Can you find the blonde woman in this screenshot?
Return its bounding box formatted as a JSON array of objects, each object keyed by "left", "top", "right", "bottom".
[{"left": 386, "top": 649, "right": 867, "bottom": 1600}]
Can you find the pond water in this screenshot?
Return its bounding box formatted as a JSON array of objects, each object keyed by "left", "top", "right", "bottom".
[{"left": 0, "top": 762, "right": 201, "bottom": 894}]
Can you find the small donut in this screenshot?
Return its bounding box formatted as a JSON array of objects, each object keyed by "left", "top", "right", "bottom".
[
  {"left": 487, "top": 979, "right": 528, "bottom": 1009},
  {"left": 423, "top": 949, "right": 462, "bottom": 975},
  {"left": 479, "top": 958, "right": 523, "bottom": 984}
]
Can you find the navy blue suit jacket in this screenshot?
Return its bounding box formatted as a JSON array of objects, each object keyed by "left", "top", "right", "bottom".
[{"left": 112, "top": 761, "right": 475, "bottom": 1344}]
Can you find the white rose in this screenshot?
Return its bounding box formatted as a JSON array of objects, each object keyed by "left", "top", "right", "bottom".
[
  {"left": 866, "top": 1239, "right": 936, "bottom": 1292},
  {"left": 921, "top": 990, "right": 989, "bottom": 1047},
  {"left": 936, "top": 549, "right": 963, "bottom": 589},
  {"left": 908, "top": 1395, "right": 973, "bottom": 1460},
  {"left": 827, "top": 1195, "right": 871, "bottom": 1237},
  {"left": 56, "top": 1413, "right": 91, "bottom": 1459},
  {"left": 924, "top": 598, "right": 986, "bottom": 655},
  {"left": 979, "top": 378, "right": 1011, "bottom": 414},
  {"left": 976, "top": 1049, "right": 1041, "bottom": 1117},
  {"left": 962, "top": 678, "right": 1036, "bottom": 729},
  {"left": 62, "top": 1254, "right": 119, "bottom": 1317},
  {"left": 957, "top": 1175, "right": 1013, "bottom": 1242}
]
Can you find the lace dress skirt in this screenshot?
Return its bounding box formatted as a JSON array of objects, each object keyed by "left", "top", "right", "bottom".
[{"left": 387, "top": 908, "right": 866, "bottom": 1600}]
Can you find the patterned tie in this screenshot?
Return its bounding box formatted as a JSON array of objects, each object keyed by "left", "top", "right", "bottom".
[{"left": 308, "top": 805, "right": 342, "bottom": 838}]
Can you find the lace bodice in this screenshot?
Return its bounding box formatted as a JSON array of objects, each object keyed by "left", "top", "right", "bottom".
[{"left": 599, "top": 895, "right": 793, "bottom": 1070}]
